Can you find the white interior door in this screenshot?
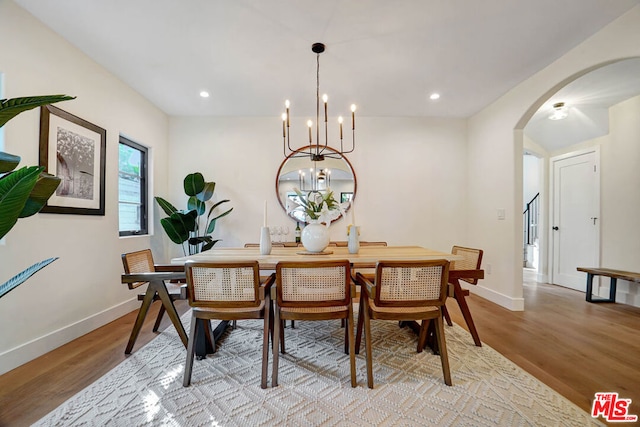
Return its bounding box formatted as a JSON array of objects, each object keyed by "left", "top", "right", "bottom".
[{"left": 551, "top": 149, "right": 600, "bottom": 291}]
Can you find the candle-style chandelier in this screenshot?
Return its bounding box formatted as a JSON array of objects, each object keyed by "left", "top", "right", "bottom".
[{"left": 282, "top": 42, "right": 356, "bottom": 161}]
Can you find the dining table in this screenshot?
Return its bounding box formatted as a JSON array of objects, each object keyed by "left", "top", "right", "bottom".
[{"left": 169, "top": 245, "right": 466, "bottom": 358}]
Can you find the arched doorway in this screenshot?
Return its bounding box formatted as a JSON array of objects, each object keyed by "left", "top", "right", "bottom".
[{"left": 517, "top": 57, "right": 640, "bottom": 301}]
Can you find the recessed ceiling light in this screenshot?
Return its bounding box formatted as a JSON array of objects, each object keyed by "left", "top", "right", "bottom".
[
  {"left": 199, "top": 91, "right": 210, "bottom": 98},
  {"left": 429, "top": 93, "right": 440, "bottom": 100}
]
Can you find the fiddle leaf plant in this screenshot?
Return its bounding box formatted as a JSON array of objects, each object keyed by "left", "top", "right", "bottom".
[
  {"left": 0, "top": 95, "right": 75, "bottom": 298},
  {"left": 155, "top": 172, "right": 233, "bottom": 255}
]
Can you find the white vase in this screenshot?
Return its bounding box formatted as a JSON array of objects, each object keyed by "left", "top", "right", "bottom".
[
  {"left": 259, "top": 226, "right": 271, "bottom": 255},
  {"left": 301, "top": 222, "right": 330, "bottom": 253}
]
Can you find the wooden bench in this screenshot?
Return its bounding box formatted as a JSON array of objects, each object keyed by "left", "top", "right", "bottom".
[{"left": 577, "top": 267, "right": 640, "bottom": 303}]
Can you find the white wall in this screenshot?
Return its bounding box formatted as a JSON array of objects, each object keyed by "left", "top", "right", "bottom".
[
  {"left": 165, "top": 116, "right": 469, "bottom": 257},
  {"left": 601, "top": 95, "right": 640, "bottom": 305},
  {"left": 467, "top": 5, "right": 640, "bottom": 310},
  {"left": 0, "top": 1, "right": 170, "bottom": 374}
]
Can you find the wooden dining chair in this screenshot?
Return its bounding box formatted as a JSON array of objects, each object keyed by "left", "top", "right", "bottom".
[
  {"left": 121, "top": 249, "right": 188, "bottom": 354},
  {"left": 272, "top": 260, "right": 357, "bottom": 388},
  {"left": 442, "top": 246, "right": 484, "bottom": 347},
  {"left": 183, "top": 260, "right": 275, "bottom": 389},
  {"left": 355, "top": 259, "right": 452, "bottom": 388}
]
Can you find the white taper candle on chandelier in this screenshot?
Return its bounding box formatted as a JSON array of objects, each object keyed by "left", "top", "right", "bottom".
[{"left": 351, "top": 104, "right": 356, "bottom": 130}]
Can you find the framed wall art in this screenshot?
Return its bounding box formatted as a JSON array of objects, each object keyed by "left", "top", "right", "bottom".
[{"left": 39, "top": 105, "right": 106, "bottom": 215}]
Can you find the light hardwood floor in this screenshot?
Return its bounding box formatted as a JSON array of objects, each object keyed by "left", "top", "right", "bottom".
[{"left": 1, "top": 273, "right": 639, "bottom": 426}]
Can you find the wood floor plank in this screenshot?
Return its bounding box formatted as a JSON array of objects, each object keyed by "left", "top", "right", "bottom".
[{"left": 1, "top": 276, "right": 639, "bottom": 426}]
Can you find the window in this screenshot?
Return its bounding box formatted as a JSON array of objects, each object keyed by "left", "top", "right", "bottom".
[{"left": 118, "top": 136, "right": 148, "bottom": 236}]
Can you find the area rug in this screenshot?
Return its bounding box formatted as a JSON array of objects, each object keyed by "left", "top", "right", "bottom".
[{"left": 34, "top": 313, "right": 602, "bottom": 426}]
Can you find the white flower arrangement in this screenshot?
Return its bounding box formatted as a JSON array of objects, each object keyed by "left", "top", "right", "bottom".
[{"left": 286, "top": 187, "right": 349, "bottom": 226}]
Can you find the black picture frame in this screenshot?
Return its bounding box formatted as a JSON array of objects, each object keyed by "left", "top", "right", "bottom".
[{"left": 39, "top": 105, "right": 106, "bottom": 215}]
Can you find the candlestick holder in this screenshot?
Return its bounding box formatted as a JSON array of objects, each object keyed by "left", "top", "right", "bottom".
[{"left": 348, "top": 224, "right": 359, "bottom": 254}]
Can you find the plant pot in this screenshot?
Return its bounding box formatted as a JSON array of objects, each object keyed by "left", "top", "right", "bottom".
[{"left": 301, "top": 222, "right": 330, "bottom": 253}]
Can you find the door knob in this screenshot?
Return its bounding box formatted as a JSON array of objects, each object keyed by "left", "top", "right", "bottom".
[{"left": 552, "top": 226, "right": 559, "bottom": 230}]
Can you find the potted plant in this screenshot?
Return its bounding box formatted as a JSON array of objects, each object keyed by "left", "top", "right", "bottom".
[
  {"left": 155, "top": 172, "right": 233, "bottom": 255},
  {"left": 0, "top": 95, "right": 75, "bottom": 298}
]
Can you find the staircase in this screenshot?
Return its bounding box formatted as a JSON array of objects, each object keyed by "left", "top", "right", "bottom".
[{"left": 523, "top": 193, "right": 539, "bottom": 268}]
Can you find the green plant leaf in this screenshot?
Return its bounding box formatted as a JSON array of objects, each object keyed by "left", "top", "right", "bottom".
[
  {"left": 197, "top": 181, "right": 215, "bottom": 202},
  {"left": 187, "top": 196, "right": 206, "bottom": 215},
  {"left": 206, "top": 207, "right": 233, "bottom": 233},
  {"left": 155, "top": 196, "right": 178, "bottom": 216},
  {"left": 202, "top": 239, "right": 220, "bottom": 252},
  {"left": 189, "top": 236, "right": 219, "bottom": 252},
  {"left": 183, "top": 172, "right": 204, "bottom": 196},
  {"left": 0, "top": 95, "right": 75, "bottom": 128},
  {"left": 160, "top": 210, "right": 197, "bottom": 245},
  {"left": 0, "top": 166, "right": 42, "bottom": 239},
  {"left": 0, "top": 152, "right": 20, "bottom": 173},
  {"left": 0, "top": 257, "right": 58, "bottom": 299},
  {"left": 19, "top": 172, "right": 61, "bottom": 218},
  {"left": 206, "top": 218, "right": 216, "bottom": 234}
]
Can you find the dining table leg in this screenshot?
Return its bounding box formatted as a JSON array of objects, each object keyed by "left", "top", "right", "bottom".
[{"left": 195, "top": 320, "right": 231, "bottom": 359}]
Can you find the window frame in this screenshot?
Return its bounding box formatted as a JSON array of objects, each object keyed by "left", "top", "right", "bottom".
[{"left": 118, "top": 136, "right": 148, "bottom": 237}]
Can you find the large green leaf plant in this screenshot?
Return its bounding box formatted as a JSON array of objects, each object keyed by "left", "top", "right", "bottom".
[
  {"left": 0, "top": 95, "right": 75, "bottom": 298},
  {"left": 155, "top": 172, "right": 233, "bottom": 255}
]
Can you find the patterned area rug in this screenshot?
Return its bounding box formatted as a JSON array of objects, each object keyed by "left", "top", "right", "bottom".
[{"left": 35, "top": 313, "right": 602, "bottom": 426}]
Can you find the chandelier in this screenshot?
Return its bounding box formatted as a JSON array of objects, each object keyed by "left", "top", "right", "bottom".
[{"left": 282, "top": 42, "right": 356, "bottom": 161}]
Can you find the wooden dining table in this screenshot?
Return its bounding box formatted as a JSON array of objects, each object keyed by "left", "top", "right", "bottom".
[
  {"left": 168, "top": 245, "right": 465, "bottom": 357},
  {"left": 171, "top": 245, "right": 462, "bottom": 269}
]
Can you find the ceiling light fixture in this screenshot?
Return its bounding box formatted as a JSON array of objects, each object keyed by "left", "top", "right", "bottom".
[
  {"left": 199, "top": 91, "right": 210, "bottom": 98},
  {"left": 430, "top": 93, "right": 440, "bottom": 100},
  {"left": 548, "top": 102, "right": 568, "bottom": 120},
  {"left": 282, "top": 43, "right": 356, "bottom": 161}
]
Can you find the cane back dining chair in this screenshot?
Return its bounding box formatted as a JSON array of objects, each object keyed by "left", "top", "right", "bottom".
[
  {"left": 442, "top": 246, "right": 484, "bottom": 347},
  {"left": 272, "top": 260, "right": 357, "bottom": 388},
  {"left": 183, "top": 260, "right": 275, "bottom": 389},
  {"left": 121, "top": 249, "right": 188, "bottom": 354},
  {"left": 355, "top": 259, "right": 452, "bottom": 388}
]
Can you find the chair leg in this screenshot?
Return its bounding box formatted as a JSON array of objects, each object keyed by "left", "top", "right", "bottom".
[
  {"left": 417, "top": 319, "right": 430, "bottom": 353},
  {"left": 280, "top": 319, "right": 286, "bottom": 354},
  {"left": 183, "top": 314, "right": 199, "bottom": 387},
  {"left": 272, "top": 309, "right": 281, "bottom": 387},
  {"left": 152, "top": 304, "right": 166, "bottom": 332},
  {"left": 442, "top": 305, "right": 453, "bottom": 327},
  {"left": 347, "top": 307, "right": 357, "bottom": 388},
  {"left": 363, "top": 298, "right": 374, "bottom": 389},
  {"left": 452, "top": 279, "right": 482, "bottom": 346},
  {"left": 355, "top": 291, "right": 365, "bottom": 354},
  {"left": 125, "top": 288, "right": 156, "bottom": 354},
  {"left": 290, "top": 320, "right": 295, "bottom": 329},
  {"left": 205, "top": 319, "right": 216, "bottom": 354},
  {"left": 434, "top": 314, "right": 452, "bottom": 386},
  {"left": 261, "top": 297, "right": 271, "bottom": 389}
]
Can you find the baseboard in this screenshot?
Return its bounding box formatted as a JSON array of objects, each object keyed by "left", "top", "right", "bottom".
[
  {"left": 536, "top": 273, "right": 548, "bottom": 283},
  {"left": 468, "top": 284, "right": 525, "bottom": 311},
  {"left": 0, "top": 298, "right": 139, "bottom": 375}
]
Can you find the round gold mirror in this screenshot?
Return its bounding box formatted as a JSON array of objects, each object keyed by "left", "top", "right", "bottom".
[{"left": 275, "top": 146, "right": 357, "bottom": 224}]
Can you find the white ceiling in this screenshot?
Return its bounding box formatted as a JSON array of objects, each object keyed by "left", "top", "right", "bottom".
[
  {"left": 525, "top": 58, "right": 640, "bottom": 152},
  {"left": 13, "top": 0, "right": 640, "bottom": 150}
]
